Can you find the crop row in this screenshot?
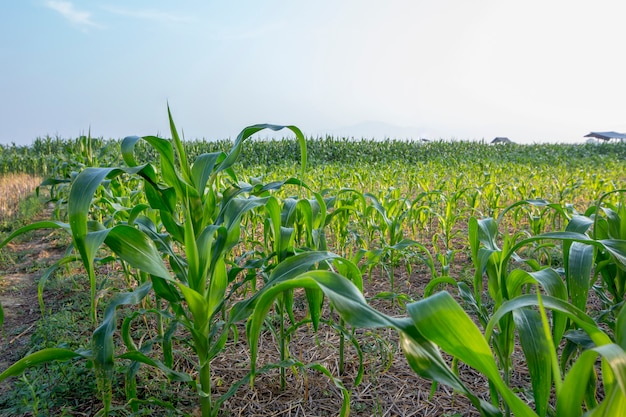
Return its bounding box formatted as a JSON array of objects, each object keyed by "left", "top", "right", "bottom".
[{"left": 2, "top": 133, "right": 626, "bottom": 176}]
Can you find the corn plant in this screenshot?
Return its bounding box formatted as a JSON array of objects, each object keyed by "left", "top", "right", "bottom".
[
  {"left": 588, "top": 190, "right": 626, "bottom": 306},
  {"left": 1, "top": 111, "right": 348, "bottom": 417},
  {"left": 464, "top": 194, "right": 626, "bottom": 414},
  {"left": 362, "top": 190, "right": 432, "bottom": 295},
  {"left": 245, "top": 259, "right": 626, "bottom": 416}
]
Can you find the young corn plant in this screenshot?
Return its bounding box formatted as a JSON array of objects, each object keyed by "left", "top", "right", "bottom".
[
  {"left": 246, "top": 260, "right": 626, "bottom": 416},
  {"left": 465, "top": 195, "right": 626, "bottom": 415},
  {"left": 1, "top": 112, "right": 339, "bottom": 417},
  {"left": 588, "top": 190, "right": 626, "bottom": 309},
  {"left": 363, "top": 190, "right": 432, "bottom": 296}
]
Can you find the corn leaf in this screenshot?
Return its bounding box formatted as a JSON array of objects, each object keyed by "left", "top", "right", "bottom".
[
  {"left": 167, "top": 105, "right": 193, "bottom": 185},
  {"left": 218, "top": 124, "right": 307, "bottom": 179},
  {"left": 191, "top": 152, "right": 224, "bottom": 196},
  {"left": 177, "top": 284, "right": 209, "bottom": 334},
  {"left": 566, "top": 215, "right": 594, "bottom": 234},
  {"left": 104, "top": 224, "right": 171, "bottom": 280},
  {"left": 556, "top": 348, "right": 597, "bottom": 417},
  {"left": 0, "top": 348, "right": 86, "bottom": 381},
  {"left": 92, "top": 282, "right": 152, "bottom": 407},
  {"left": 230, "top": 251, "right": 350, "bottom": 323},
  {"left": 207, "top": 259, "right": 227, "bottom": 318},
  {"left": 599, "top": 239, "right": 626, "bottom": 269},
  {"left": 566, "top": 242, "right": 594, "bottom": 311},
  {"left": 616, "top": 303, "right": 626, "bottom": 351},
  {"left": 406, "top": 291, "right": 536, "bottom": 417},
  {"left": 486, "top": 295, "right": 611, "bottom": 347},
  {"left": 513, "top": 308, "right": 552, "bottom": 416},
  {"left": 0, "top": 220, "right": 70, "bottom": 248},
  {"left": 37, "top": 254, "right": 81, "bottom": 315},
  {"left": 119, "top": 350, "right": 193, "bottom": 382}
]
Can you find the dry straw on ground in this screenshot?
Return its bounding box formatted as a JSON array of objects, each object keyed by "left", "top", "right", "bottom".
[{"left": 0, "top": 174, "right": 41, "bottom": 222}]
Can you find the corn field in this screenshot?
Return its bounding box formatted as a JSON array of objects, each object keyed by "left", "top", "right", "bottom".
[{"left": 1, "top": 114, "right": 626, "bottom": 416}]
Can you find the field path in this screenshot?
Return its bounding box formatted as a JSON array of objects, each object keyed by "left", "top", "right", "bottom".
[{"left": 0, "top": 221, "right": 66, "bottom": 377}]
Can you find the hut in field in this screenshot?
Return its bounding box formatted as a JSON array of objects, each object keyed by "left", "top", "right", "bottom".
[
  {"left": 491, "top": 137, "right": 513, "bottom": 144},
  {"left": 583, "top": 131, "right": 626, "bottom": 142}
]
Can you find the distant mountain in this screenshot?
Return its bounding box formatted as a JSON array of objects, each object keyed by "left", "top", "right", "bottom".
[{"left": 317, "top": 121, "right": 433, "bottom": 141}]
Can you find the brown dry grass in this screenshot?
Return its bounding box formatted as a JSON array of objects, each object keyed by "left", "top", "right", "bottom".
[{"left": 0, "top": 174, "right": 41, "bottom": 224}]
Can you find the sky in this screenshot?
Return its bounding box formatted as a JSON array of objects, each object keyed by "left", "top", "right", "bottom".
[{"left": 1, "top": 0, "right": 625, "bottom": 145}]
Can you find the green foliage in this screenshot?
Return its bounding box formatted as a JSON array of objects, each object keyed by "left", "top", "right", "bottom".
[{"left": 1, "top": 117, "right": 626, "bottom": 416}]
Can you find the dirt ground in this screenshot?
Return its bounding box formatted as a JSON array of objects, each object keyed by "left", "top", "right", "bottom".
[{"left": 0, "top": 225, "right": 67, "bottom": 395}]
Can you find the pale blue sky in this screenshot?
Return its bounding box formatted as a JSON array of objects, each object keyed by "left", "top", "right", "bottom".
[{"left": 1, "top": 1, "right": 625, "bottom": 145}]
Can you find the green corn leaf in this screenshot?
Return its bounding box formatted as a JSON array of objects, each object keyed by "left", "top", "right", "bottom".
[
  {"left": 39, "top": 177, "right": 71, "bottom": 187},
  {"left": 468, "top": 216, "right": 481, "bottom": 262},
  {"left": 218, "top": 124, "right": 307, "bottom": 180},
  {"left": 247, "top": 272, "right": 393, "bottom": 378},
  {"left": 486, "top": 295, "right": 612, "bottom": 347},
  {"left": 0, "top": 302, "right": 4, "bottom": 332},
  {"left": 37, "top": 254, "right": 81, "bottom": 315},
  {"left": 128, "top": 203, "right": 150, "bottom": 225},
  {"left": 0, "top": 220, "right": 70, "bottom": 249},
  {"left": 0, "top": 348, "right": 86, "bottom": 381},
  {"left": 239, "top": 178, "right": 309, "bottom": 196},
  {"left": 587, "top": 385, "right": 626, "bottom": 417},
  {"left": 397, "top": 327, "right": 501, "bottom": 417},
  {"left": 167, "top": 105, "right": 193, "bottom": 185},
  {"left": 195, "top": 224, "right": 221, "bottom": 291},
  {"left": 556, "top": 348, "right": 598, "bottom": 417},
  {"left": 423, "top": 276, "right": 459, "bottom": 297},
  {"left": 473, "top": 216, "right": 500, "bottom": 251},
  {"left": 469, "top": 216, "right": 500, "bottom": 306},
  {"left": 92, "top": 282, "right": 152, "bottom": 410},
  {"left": 566, "top": 242, "right": 594, "bottom": 311},
  {"left": 264, "top": 196, "right": 284, "bottom": 256},
  {"left": 616, "top": 304, "right": 626, "bottom": 351},
  {"left": 104, "top": 224, "right": 171, "bottom": 280},
  {"left": 69, "top": 166, "right": 147, "bottom": 266},
  {"left": 599, "top": 239, "right": 626, "bottom": 269},
  {"left": 191, "top": 152, "right": 224, "bottom": 196},
  {"left": 140, "top": 135, "right": 182, "bottom": 195},
  {"left": 305, "top": 287, "right": 324, "bottom": 331},
  {"left": 144, "top": 180, "right": 178, "bottom": 214},
  {"left": 230, "top": 251, "right": 348, "bottom": 323},
  {"left": 406, "top": 291, "right": 536, "bottom": 417},
  {"left": 601, "top": 207, "right": 622, "bottom": 239},
  {"left": 69, "top": 167, "right": 115, "bottom": 242},
  {"left": 121, "top": 135, "right": 141, "bottom": 167},
  {"left": 151, "top": 276, "right": 181, "bottom": 303},
  {"left": 593, "top": 343, "right": 626, "bottom": 402},
  {"left": 205, "top": 324, "right": 230, "bottom": 363},
  {"left": 504, "top": 232, "right": 625, "bottom": 281},
  {"left": 177, "top": 284, "right": 209, "bottom": 333},
  {"left": 119, "top": 350, "right": 193, "bottom": 382},
  {"left": 566, "top": 215, "right": 594, "bottom": 234},
  {"left": 219, "top": 196, "right": 270, "bottom": 251},
  {"left": 184, "top": 201, "right": 201, "bottom": 289},
  {"left": 506, "top": 268, "right": 568, "bottom": 345},
  {"left": 207, "top": 258, "right": 227, "bottom": 318},
  {"left": 308, "top": 362, "right": 351, "bottom": 416},
  {"left": 513, "top": 308, "right": 552, "bottom": 416}
]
